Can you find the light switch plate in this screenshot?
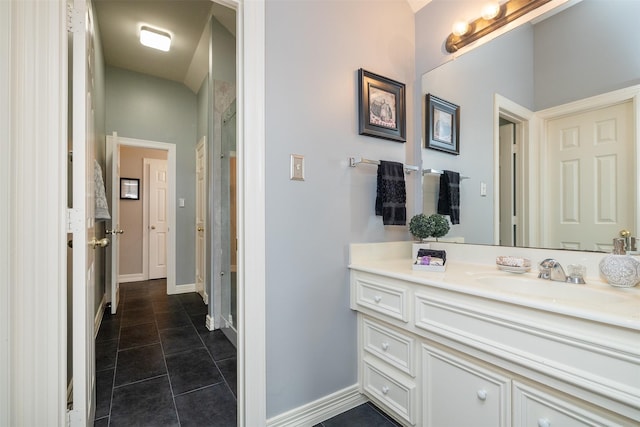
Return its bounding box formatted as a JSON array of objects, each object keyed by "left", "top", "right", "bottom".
[{"left": 290, "top": 154, "right": 305, "bottom": 181}]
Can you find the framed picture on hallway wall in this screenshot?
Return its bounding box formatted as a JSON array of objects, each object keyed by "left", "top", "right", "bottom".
[
  {"left": 358, "top": 69, "right": 406, "bottom": 142},
  {"left": 120, "top": 178, "right": 140, "bottom": 200},
  {"left": 425, "top": 94, "right": 459, "bottom": 155}
]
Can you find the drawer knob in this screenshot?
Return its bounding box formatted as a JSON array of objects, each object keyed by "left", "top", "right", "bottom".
[
  {"left": 538, "top": 418, "right": 550, "bottom": 427},
  {"left": 381, "top": 342, "right": 389, "bottom": 351},
  {"left": 374, "top": 295, "right": 382, "bottom": 303},
  {"left": 381, "top": 385, "right": 389, "bottom": 395},
  {"left": 476, "top": 389, "right": 487, "bottom": 401}
]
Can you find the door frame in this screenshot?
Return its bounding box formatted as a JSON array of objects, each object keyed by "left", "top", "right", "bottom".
[
  {"left": 4, "top": 0, "right": 266, "bottom": 424},
  {"left": 493, "top": 94, "right": 534, "bottom": 247},
  {"left": 535, "top": 85, "right": 640, "bottom": 248},
  {"left": 106, "top": 134, "right": 178, "bottom": 294}
]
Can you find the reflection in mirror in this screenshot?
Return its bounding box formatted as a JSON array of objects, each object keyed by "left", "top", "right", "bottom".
[{"left": 420, "top": 0, "right": 640, "bottom": 252}]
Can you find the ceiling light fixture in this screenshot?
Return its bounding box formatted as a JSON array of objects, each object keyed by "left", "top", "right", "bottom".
[
  {"left": 140, "top": 26, "right": 172, "bottom": 52},
  {"left": 445, "top": 0, "right": 551, "bottom": 53}
]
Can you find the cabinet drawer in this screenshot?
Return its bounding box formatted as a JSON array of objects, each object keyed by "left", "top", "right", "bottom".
[
  {"left": 363, "top": 318, "right": 415, "bottom": 376},
  {"left": 354, "top": 277, "right": 408, "bottom": 322},
  {"left": 513, "top": 381, "right": 627, "bottom": 427},
  {"left": 422, "top": 345, "right": 511, "bottom": 427},
  {"left": 363, "top": 361, "right": 416, "bottom": 425}
]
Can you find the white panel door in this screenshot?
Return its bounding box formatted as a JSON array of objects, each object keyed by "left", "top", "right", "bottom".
[
  {"left": 147, "top": 158, "right": 168, "bottom": 279},
  {"left": 546, "top": 101, "right": 633, "bottom": 251},
  {"left": 196, "top": 138, "right": 207, "bottom": 300},
  {"left": 70, "top": 0, "right": 97, "bottom": 423},
  {"left": 106, "top": 134, "right": 122, "bottom": 314}
]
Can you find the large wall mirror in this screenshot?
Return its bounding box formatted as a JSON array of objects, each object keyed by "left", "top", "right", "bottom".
[{"left": 421, "top": 0, "right": 640, "bottom": 252}]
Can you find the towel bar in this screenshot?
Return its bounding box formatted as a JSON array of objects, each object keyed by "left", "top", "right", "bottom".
[
  {"left": 349, "top": 156, "right": 419, "bottom": 174},
  {"left": 423, "top": 168, "right": 470, "bottom": 180}
]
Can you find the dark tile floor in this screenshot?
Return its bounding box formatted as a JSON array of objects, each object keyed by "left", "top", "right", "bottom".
[
  {"left": 94, "top": 279, "right": 237, "bottom": 426},
  {"left": 94, "top": 279, "right": 398, "bottom": 426}
]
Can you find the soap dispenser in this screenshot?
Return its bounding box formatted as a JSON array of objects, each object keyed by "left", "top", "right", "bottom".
[{"left": 599, "top": 237, "right": 640, "bottom": 288}]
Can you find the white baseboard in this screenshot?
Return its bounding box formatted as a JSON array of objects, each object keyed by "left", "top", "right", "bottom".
[
  {"left": 118, "top": 273, "right": 145, "bottom": 283},
  {"left": 167, "top": 282, "right": 195, "bottom": 295},
  {"left": 266, "top": 384, "right": 367, "bottom": 427},
  {"left": 205, "top": 314, "right": 216, "bottom": 331},
  {"left": 94, "top": 293, "right": 106, "bottom": 338}
]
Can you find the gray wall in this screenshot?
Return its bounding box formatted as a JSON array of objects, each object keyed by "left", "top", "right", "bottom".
[
  {"left": 105, "top": 66, "right": 197, "bottom": 285},
  {"left": 197, "top": 78, "right": 209, "bottom": 143},
  {"left": 533, "top": 0, "right": 640, "bottom": 109},
  {"left": 265, "top": 0, "right": 415, "bottom": 417}
]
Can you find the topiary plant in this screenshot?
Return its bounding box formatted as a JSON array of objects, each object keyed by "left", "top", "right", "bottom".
[
  {"left": 427, "top": 213, "right": 450, "bottom": 240},
  {"left": 409, "top": 213, "right": 434, "bottom": 241}
]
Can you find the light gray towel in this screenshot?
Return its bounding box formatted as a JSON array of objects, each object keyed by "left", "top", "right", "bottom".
[{"left": 94, "top": 159, "right": 111, "bottom": 221}]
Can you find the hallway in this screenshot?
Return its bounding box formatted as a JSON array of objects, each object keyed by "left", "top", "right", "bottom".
[{"left": 94, "top": 279, "right": 237, "bottom": 426}]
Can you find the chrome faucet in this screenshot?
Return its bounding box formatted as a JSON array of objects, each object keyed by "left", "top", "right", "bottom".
[{"left": 538, "top": 258, "right": 568, "bottom": 282}]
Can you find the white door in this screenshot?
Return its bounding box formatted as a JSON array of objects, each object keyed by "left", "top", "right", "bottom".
[
  {"left": 106, "top": 134, "right": 123, "bottom": 313},
  {"left": 70, "top": 0, "right": 98, "bottom": 423},
  {"left": 147, "top": 158, "right": 168, "bottom": 279},
  {"left": 546, "top": 101, "right": 634, "bottom": 250},
  {"left": 196, "top": 137, "right": 207, "bottom": 301},
  {"left": 499, "top": 123, "right": 515, "bottom": 246}
]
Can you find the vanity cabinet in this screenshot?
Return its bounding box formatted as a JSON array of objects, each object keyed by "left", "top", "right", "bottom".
[{"left": 350, "top": 269, "right": 639, "bottom": 427}]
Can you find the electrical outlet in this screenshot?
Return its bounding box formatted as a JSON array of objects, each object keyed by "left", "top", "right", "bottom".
[
  {"left": 480, "top": 182, "right": 487, "bottom": 197},
  {"left": 290, "top": 154, "right": 304, "bottom": 181}
]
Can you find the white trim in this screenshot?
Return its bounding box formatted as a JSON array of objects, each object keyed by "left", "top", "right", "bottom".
[
  {"left": 205, "top": 314, "right": 217, "bottom": 331},
  {"left": 9, "top": 1, "right": 68, "bottom": 424},
  {"left": 169, "top": 283, "right": 196, "bottom": 294},
  {"left": 94, "top": 294, "right": 106, "bottom": 338},
  {"left": 106, "top": 135, "right": 178, "bottom": 294},
  {"left": 0, "top": 0, "right": 11, "bottom": 423},
  {"left": 236, "top": 0, "right": 266, "bottom": 425},
  {"left": 118, "top": 273, "right": 146, "bottom": 283},
  {"left": 266, "top": 385, "right": 367, "bottom": 427},
  {"left": 493, "top": 94, "right": 535, "bottom": 247}
]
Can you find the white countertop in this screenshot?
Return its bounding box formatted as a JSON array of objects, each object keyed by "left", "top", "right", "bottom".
[{"left": 349, "top": 242, "right": 640, "bottom": 330}]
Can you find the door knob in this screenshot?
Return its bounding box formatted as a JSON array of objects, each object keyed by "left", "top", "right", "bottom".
[
  {"left": 89, "top": 237, "right": 110, "bottom": 249},
  {"left": 197, "top": 226, "right": 204, "bottom": 231},
  {"left": 116, "top": 229, "right": 124, "bottom": 234},
  {"left": 151, "top": 225, "right": 156, "bottom": 230}
]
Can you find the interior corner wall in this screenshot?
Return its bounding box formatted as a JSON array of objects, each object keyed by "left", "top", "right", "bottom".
[
  {"left": 105, "top": 66, "right": 197, "bottom": 285},
  {"left": 265, "top": 0, "right": 415, "bottom": 418}
]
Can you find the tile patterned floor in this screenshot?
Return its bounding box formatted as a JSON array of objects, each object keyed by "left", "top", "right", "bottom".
[
  {"left": 94, "top": 279, "right": 399, "bottom": 426},
  {"left": 94, "top": 279, "right": 237, "bottom": 426}
]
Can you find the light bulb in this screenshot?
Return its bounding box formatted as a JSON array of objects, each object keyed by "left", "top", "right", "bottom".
[
  {"left": 452, "top": 21, "right": 470, "bottom": 37},
  {"left": 481, "top": 2, "right": 501, "bottom": 20}
]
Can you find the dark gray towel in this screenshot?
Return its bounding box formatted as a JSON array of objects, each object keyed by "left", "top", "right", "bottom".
[
  {"left": 437, "top": 170, "right": 460, "bottom": 224},
  {"left": 376, "top": 161, "right": 406, "bottom": 225}
]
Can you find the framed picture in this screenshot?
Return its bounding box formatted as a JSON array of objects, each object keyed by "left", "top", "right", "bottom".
[
  {"left": 120, "top": 178, "right": 140, "bottom": 200},
  {"left": 358, "top": 69, "right": 406, "bottom": 142},
  {"left": 425, "top": 94, "right": 460, "bottom": 155}
]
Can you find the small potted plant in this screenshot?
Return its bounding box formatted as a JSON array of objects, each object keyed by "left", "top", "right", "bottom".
[
  {"left": 427, "top": 213, "right": 450, "bottom": 241},
  {"left": 409, "top": 213, "right": 450, "bottom": 261}
]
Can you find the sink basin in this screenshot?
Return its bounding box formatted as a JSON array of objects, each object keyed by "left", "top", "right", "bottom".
[{"left": 474, "top": 275, "right": 629, "bottom": 306}]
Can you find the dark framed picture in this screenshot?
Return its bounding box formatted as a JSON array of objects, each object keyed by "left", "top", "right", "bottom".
[
  {"left": 425, "top": 94, "right": 460, "bottom": 155},
  {"left": 358, "top": 69, "right": 406, "bottom": 143},
  {"left": 120, "top": 178, "right": 140, "bottom": 200}
]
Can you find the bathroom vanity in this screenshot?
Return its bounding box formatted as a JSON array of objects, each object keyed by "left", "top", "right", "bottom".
[{"left": 349, "top": 242, "right": 639, "bottom": 426}]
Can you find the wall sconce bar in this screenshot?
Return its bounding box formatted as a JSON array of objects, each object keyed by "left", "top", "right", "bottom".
[
  {"left": 349, "top": 156, "right": 419, "bottom": 174},
  {"left": 445, "top": 0, "right": 552, "bottom": 53},
  {"left": 423, "top": 168, "right": 470, "bottom": 180}
]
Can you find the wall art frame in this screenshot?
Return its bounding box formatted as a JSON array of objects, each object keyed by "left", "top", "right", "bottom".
[
  {"left": 425, "top": 94, "right": 460, "bottom": 155},
  {"left": 358, "top": 69, "right": 406, "bottom": 142},
  {"left": 120, "top": 177, "right": 140, "bottom": 200}
]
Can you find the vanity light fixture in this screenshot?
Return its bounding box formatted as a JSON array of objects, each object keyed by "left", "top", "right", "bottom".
[
  {"left": 139, "top": 26, "right": 172, "bottom": 52},
  {"left": 445, "top": 0, "right": 552, "bottom": 53}
]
